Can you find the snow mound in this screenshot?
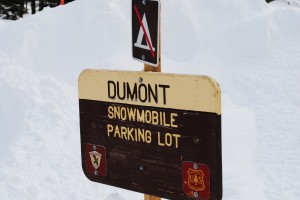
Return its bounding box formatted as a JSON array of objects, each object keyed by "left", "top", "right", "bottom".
[{"left": 1, "top": 0, "right": 300, "bottom": 199}]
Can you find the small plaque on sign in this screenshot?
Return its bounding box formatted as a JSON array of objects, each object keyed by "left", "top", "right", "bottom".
[
  {"left": 85, "top": 144, "right": 107, "bottom": 177},
  {"left": 182, "top": 161, "right": 210, "bottom": 199}
]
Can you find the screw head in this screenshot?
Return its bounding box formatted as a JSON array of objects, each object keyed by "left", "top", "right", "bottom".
[
  {"left": 139, "top": 77, "right": 143, "bottom": 83},
  {"left": 193, "top": 163, "right": 198, "bottom": 169},
  {"left": 193, "top": 137, "right": 200, "bottom": 144},
  {"left": 140, "top": 165, "right": 145, "bottom": 171},
  {"left": 93, "top": 145, "right": 97, "bottom": 150},
  {"left": 194, "top": 192, "right": 198, "bottom": 198},
  {"left": 94, "top": 170, "right": 98, "bottom": 175}
]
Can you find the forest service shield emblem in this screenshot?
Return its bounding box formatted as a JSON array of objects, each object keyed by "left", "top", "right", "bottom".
[
  {"left": 182, "top": 161, "right": 210, "bottom": 199},
  {"left": 188, "top": 169, "right": 205, "bottom": 191}
]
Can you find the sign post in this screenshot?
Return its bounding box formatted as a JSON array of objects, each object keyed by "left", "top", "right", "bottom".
[
  {"left": 141, "top": 1, "right": 161, "bottom": 199},
  {"left": 79, "top": 0, "right": 222, "bottom": 199},
  {"left": 144, "top": 195, "right": 161, "bottom": 200}
]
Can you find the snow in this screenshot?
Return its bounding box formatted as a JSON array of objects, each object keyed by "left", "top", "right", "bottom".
[
  {"left": 1, "top": 0, "right": 300, "bottom": 199},
  {"left": 273, "top": 0, "right": 300, "bottom": 7}
]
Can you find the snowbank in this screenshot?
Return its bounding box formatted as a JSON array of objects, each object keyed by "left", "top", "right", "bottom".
[{"left": 0, "top": 0, "right": 300, "bottom": 199}]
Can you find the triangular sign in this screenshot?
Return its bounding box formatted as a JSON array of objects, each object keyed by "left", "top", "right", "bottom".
[{"left": 134, "top": 14, "right": 156, "bottom": 52}]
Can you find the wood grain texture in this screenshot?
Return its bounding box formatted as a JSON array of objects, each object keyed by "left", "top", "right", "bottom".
[
  {"left": 79, "top": 100, "right": 222, "bottom": 200},
  {"left": 144, "top": 63, "right": 161, "bottom": 72},
  {"left": 145, "top": 194, "right": 161, "bottom": 200}
]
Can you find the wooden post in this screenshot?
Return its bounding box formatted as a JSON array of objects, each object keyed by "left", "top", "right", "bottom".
[
  {"left": 143, "top": 56, "right": 160, "bottom": 200},
  {"left": 144, "top": 2, "right": 161, "bottom": 199},
  {"left": 144, "top": 195, "right": 161, "bottom": 200},
  {"left": 144, "top": 62, "right": 161, "bottom": 72},
  {"left": 144, "top": 9, "right": 161, "bottom": 200}
]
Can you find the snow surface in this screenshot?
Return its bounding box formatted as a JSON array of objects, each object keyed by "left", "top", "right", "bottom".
[{"left": 0, "top": 0, "right": 300, "bottom": 199}]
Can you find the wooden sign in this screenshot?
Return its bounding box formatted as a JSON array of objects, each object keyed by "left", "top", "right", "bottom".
[
  {"left": 79, "top": 69, "right": 222, "bottom": 200},
  {"left": 132, "top": 0, "right": 160, "bottom": 67}
]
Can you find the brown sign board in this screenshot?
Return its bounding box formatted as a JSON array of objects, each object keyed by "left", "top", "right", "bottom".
[{"left": 78, "top": 69, "right": 222, "bottom": 200}]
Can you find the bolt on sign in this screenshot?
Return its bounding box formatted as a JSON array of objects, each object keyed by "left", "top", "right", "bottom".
[
  {"left": 132, "top": 0, "right": 160, "bottom": 67},
  {"left": 79, "top": 69, "right": 222, "bottom": 200}
]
